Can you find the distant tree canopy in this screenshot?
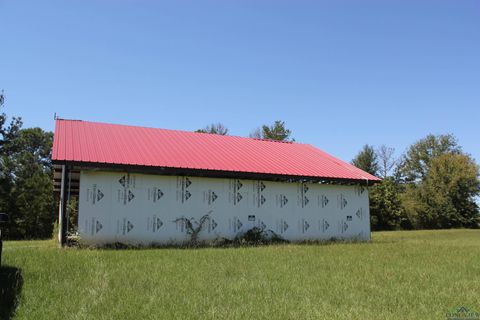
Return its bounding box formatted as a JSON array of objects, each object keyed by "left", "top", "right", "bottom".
[
  {"left": 398, "top": 134, "right": 461, "bottom": 183},
  {"left": 369, "top": 177, "right": 405, "bottom": 230},
  {"left": 354, "top": 134, "right": 480, "bottom": 231},
  {"left": 0, "top": 92, "right": 22, "bottom": 152},
  {"left": 351, "top": 144, "right": 379, "bottom": 177},
  {"left": 402, "top": 152, "right": 479, "bottom": 229},
  {"left": 0, "top": 93, "right": 54, "bottom": 239},
  {"left": 195, "top": 123, "right": 229, "bottom": 135},
  {"left": 250, "top": 121, "right": 292, "bottom": 141}
]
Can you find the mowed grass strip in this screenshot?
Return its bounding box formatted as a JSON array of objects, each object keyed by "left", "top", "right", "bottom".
[{"left": 1, "top": 229, "right": 479, "bottom": 320}]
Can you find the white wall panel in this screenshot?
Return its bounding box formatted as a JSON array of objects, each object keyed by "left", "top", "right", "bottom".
[
  {"left": 78, "top": 171, "right": 371, "bottom": 245},
  {"left": 78, "top": 172, "right": 114, "bottom": 244}
]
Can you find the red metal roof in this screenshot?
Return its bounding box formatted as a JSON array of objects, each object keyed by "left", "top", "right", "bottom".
[{"left": 52, "top": 119, "right": 380, "bottom": 183}]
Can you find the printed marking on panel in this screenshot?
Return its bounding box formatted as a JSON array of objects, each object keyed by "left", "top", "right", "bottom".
[
  {"left": 86, "top": 217, "right": 104, "bottom": 236},
  {"left": 176, "top": 177, "right": 192, "bottom": 203},
  {"left": 338, "top": 220, "right": 349, "bottom": 234},
  {"left": 276, "top": 219, "right": 289, "bottom": 234},
  {"left": 203, "top": 190, "right": 218, "bottom": 205},
  {"left": 148, "top": 187, "right": 164, "bottom": 203},
  {"left": 117, "top": 218, "right": 135, "bottom": 235},
  {"left": 86, "top": 184, "right": 105, "bottom": 205},
  {"left": 355, "top": 186, "right": 365, "bottom": 196},
  {"left": 275, "top": 194, "right": 289, "bottom": 208},
  {"left": 319, "top": 219, "right": 330, "bottom": 233},
  {"left": 318, "top": 194, "right": 329, "bottom": 208},
  {"left": 253, "top": 181, "right": 267, "bottom": 208},
  {"left": 228, "top": 179, "right": 245, "bottom": 205},
  {"left": 208, "top": 219, "right": 218, "bottom": 233},
  {"left": 337, "top": 194, "right": 348, "bottom": 210},
  {"left": 229, "top": 216, "right": 243, "bottom": 232},
  {"left": 297, "top": 183, "right": 309, "bottom": 208},
  {"left": 299, "top": 219, "right": 310, "bottom": 233},
  {"left": 148, "top": 215, "right": 164, "bottom": 233},
  {"left": 355, "top": 208, "right": 364, "bottom": 220}
]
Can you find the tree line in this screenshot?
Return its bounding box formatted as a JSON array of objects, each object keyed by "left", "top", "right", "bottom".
[
  {"left": 353, "top": 138, "right": 479, "bottom": 230},
  {"left": 0, "top": 95, "right": 478, "bottom": 239},
  {"left": 0, "top": 93, "right": 54, "bottom": 239}
]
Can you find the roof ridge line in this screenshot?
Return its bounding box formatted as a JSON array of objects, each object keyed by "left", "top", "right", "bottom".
[{"left": 55, "top": 118, "right": 307, "bottom": 145}]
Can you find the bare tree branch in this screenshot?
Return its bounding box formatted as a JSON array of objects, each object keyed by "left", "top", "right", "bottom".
[{"left": 377, "top": 144, "right": 396, "bottom": 178}]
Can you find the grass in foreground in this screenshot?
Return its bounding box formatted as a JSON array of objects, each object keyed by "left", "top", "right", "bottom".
[{"left": 1, "top": 229, "right": 479, "bottom": 320}]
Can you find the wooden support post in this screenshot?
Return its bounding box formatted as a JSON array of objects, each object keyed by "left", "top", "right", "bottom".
[{"left": 58, "top": 165, "right": 68, "bottom": 247}]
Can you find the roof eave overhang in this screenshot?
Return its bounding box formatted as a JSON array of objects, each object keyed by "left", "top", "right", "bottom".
[{"left": 52, "top": 160, "right": 381, "bottom": 186}]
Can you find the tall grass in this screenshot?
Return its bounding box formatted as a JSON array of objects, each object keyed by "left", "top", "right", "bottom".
[{"left": 1, "top": 229, "right": 479, "bottom": 320}]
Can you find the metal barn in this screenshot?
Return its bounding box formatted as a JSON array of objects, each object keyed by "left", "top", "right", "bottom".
[{"left": 52, "top": 119, "right": 380, "bottom": 246}]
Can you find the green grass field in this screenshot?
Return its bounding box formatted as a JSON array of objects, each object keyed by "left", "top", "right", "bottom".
[{"left": 1, "top": 229, "right": 479, "bottom": 320}]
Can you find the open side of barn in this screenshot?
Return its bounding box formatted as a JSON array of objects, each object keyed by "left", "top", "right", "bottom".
[{"left": 52, "top": 119, "right": 380, "bottom": 246}]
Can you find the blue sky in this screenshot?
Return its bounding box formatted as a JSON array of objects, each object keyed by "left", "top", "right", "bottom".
[{"left": 1, "top": 0, "right": 479, "bottom": 163}]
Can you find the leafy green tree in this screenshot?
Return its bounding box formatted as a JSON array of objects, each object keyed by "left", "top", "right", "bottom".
[
  {"left": 0, "top": 93, "right": 54, "bottom": 239},
  {"left": 398, "top": 134, "right": 461, "bottom": 183},
  {"left": 195, "top": 123, "right": 229, "bottom": 135},
  {"left": 0, "top": 92, "right": 23, "bottom": 154},
  {"left": 351, "top": 144, "right": 379, "bottom": 176},
  {"left": 0, "top": 92, "right": 23, "bottom": 236},
  {"left": 403, "top": 153, "right": 479, "bottom": 229},
  {"left": 250, "top": 121, "right": 292, "bottom": 141},
  {"left": 369, "top": 177, "right": 406, "bottom": 230},
  {"left": 7, "top": 128, "right": 54, "bottom": 238}
]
